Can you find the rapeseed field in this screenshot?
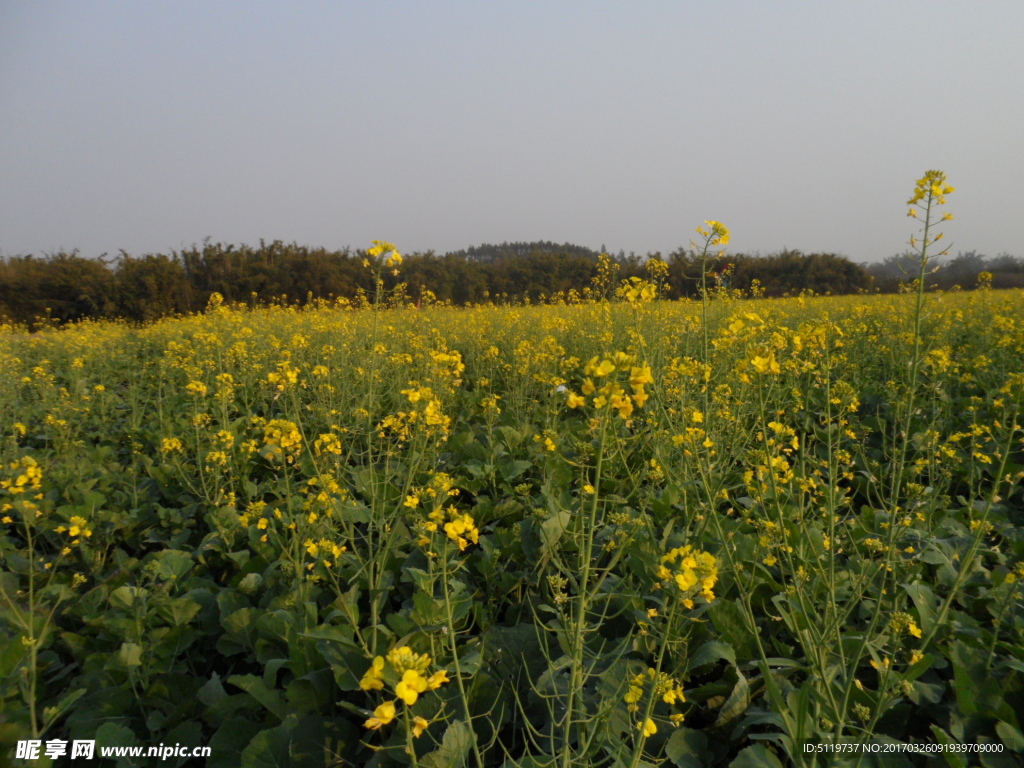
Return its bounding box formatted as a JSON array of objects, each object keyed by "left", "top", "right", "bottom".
[{"left": 2, "top": 178, "right": 1023, "bottom": 767}]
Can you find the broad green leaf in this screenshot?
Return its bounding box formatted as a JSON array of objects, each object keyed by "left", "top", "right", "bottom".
[
  {"left": 929, "top": 726, "right": 968, "bottom": 768},
  {"left": 158, "top": 596, "right": 202, "bottom": 626},
  {"left": 110, "top": 642, "right": 142, "bottom": 669},
  {"left": 539, "top": 509, "right": 572, "bottom": 561},
  {"left": 108, "top": 585, "right": 146, "bottom": 610},
  {"left": 209, "top": 719, "right": 264, "bottom": 768},
  {"left": 228, "top": 674, "right": 289, "bottom": 721},
  {"left": 665, "top": 727, "right": 708, "bottom": 768},
  {"left": 728, "top": 744, "right": 784, "bottom": 768},
  {"left": 151, "top": 549, "right": 194, "bottom": 580},
  {"left": 707, "top": 599, "right": 757, "bottom": 659},
  {"left": 42, "top": 688, "right": 86, "bottom": 727},
  {"left": 499, "top": 458, "right": 532, "bottom": 482},
  {"left": 713, "top": 668, "right": 750, "bottom": 727},
  {"left": 996, "top": 721, "right": 1024, "bottom": 751},
  {"left": 421, "top": 719, "right": 474, "bottom": 768},
  {"left": 688, "top": 640, "right": 736, "bottom": 672},
  {"left": 903, "top": 581, "right": 938, "bottom": 636},
  {"left": 95, "top": 722, "right": 141, "bottom": 768},
  {"left": 240, "top": 725, "right": 292, "bottom": 768},
  {"left": 197, "top": 672, "right": 228, "bottom": 707}
]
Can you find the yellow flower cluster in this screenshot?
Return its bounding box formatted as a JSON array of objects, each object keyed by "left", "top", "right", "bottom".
[
  {"left": 313, "top": 431, "right": 342, "bottom": 456},
  {"left": 359, "top": 646, "right": 449, "bottom": 733},
  {"left": 889, "top": 612, "right": 923, "bottom": 639},
  {"left": 1003, "top": 563, "right": 1024, "bottom": 584},
  {"left": 262, "top": 419, "right": 303, "bottom": 462},
  {"left": 378, "top": 385, "right": 452, "bottom": 443},
  {"left": 624, "top": 668, "right": 687, "bottom": 736},
  {"left": 419, "top": 505, "right": 480, "bottom": 551},
  {"left": 566, "top": 352, "right": 653, "bottom": 420},
  {"left": 54, "top": 515, "right": 94, "bottom": 552},
  {"left": 367, "top": 240, "right": 403, "bottom": 272},
  {"left": 302, "top": 537, "right": 347, "bottom": 565},
  {"left": 266, "top": 360, "right": 301, "bottom": 391},
  {"left": 625, "top": 667, "right": 685, "bottom": 711},
  {"left": 0, "top": 456, "right": 43, "bottom": 494},
  {"left": 616, "top": 276, "right": 658, "bottom": 304},
  {"left": 695, "top": 220, "right": 730, "bottom": 247},
  {"left": 656, "top": 545, "right": 718, "bottom": 604},
  {"left": 907, "top": 170, "right": 954, "bottom": 209},
  {"left": 748, "top": 352, "right": 781, "bottom": 376}
]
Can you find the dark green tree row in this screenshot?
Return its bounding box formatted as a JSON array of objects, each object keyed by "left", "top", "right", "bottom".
[
  {"left": 447, "top": 240, "right": 602, "bottom": 263},
  {"left": 660, "top": 249, "right": 874, "bottom": 298},
  {"left": 1, "top": 239, "right": 1015, "bottom": 327}
]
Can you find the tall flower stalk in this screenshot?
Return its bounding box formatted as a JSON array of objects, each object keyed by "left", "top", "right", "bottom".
[
  {"left": 905, "top": 171, "right": 954, "bottom": 393},
  {"left": 693, "top": 221, "right": 730, "bottom": 365}
]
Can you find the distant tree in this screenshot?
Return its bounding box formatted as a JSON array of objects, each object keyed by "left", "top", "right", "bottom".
[
  {"left": 0, "top": 251, "right": 115, "bottom": 326},
  {"left": 448, "top": 241, "right": 601, "bottom": 263},
  {"left": 114, "top": 253, "right": 188, "bottom": 321}
]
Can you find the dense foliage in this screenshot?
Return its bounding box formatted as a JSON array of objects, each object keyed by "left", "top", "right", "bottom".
[
  {"left": 2, "top": 281, "right": 1023, "bottom": 767},
  {"left": 0, "top": 240, "right": 907, "bottom": 328}
]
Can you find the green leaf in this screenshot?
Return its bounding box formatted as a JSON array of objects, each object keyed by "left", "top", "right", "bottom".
[
  {"left": 315, "top": 636, "right": 367, "bottom": 692},
  {"left": 228, "top": 674, "right": 289, "bottom": 721},
  {"left": 95, "top": 722, "right": 142, "bottom": 768},
  {"left": 209, "top": 718, "right": 264, "bottom": 768},
  {"left": 728, "top": 744, "right": 784, "bottom": 768},
  {"left": 996, "top": 721, "right": 1024, "bottom": 751},
  {"left": 151, "top": 549, "right": 194, "bottom": 580},
  {"left": 285, "top": 669, "right": 332, "bottom": 715},
  {"left": 158, "top": 596, "right": 202, "bottom": 626},
  {"left": 240, "top": 725, "right": 292, "bottom": 768},
  {"left": 929, "top": 726, "right": 968, "bottom": 768},
  {"left": 42, "top": 688, "right": 86, "bottom": 727},
  {"left": 499, "top": 458, "right": 533, "bottom": 482},
  {"left": 421, "top": 719, "right": 474, "bottom": 768},
  {"left": 0, "top": 635, "right": 27, "bottom": 679},
  {"left": 539, "top": 509, "right": 571, "bottom": 561},
  {"left": 496, "top": 425, "right": 524, "bottom": 450},
  {"left": 687, "top": 640, "right": 736, "bottom": 672},
  {"left": 713, "top": 668, "right": 750, "bottom": 728},
  {"left": 197, "top": 672, "right": 228, "bottom": 708},
  {"left": 707, "top": 599, "right": 757, "bottom": 659},
  {"left": 411, "top": 591, "right": 447, "bottom": 625},
  {"left": 903, "top": 581, "right": 939, "bottom": 636},
  {"left": 222, "top": 607, "right": 259, "bottom": 647},
  {"left": 108, "top": 585, "right": 147, "bottom": 610},
  {"left": 109, "top": 642, "right": 143, "bottom": 669},
  {"left": 665, "top": 727, "right": 708, "bottom": 768},
  {"left": 95, "top": 722, "right": 140, "bottom": 747}
]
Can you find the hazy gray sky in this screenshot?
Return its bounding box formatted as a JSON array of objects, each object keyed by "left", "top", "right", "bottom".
[{"left": 2, "top": 1, "right": 1022, "bottom": 263}]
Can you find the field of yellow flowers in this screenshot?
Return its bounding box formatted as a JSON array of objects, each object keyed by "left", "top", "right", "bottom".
[
  {"left": 3, "top": 180, "right": 1024, "bottom": 766},
  {"left": 2, "top": 279, "right": 1023, "bottom": 767}
]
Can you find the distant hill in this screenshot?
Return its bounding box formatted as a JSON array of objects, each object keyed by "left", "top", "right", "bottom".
[{"left": 446, "top": 241, "right": 602, "bottom": 263}]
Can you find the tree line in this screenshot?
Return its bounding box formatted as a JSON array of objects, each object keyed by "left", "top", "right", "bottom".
[
  {"left": 0, "top": 239, "right": 1018, "bottom": 327},
  {"left": 865, "top": 250, "right": 1024, "bottom": 292}
]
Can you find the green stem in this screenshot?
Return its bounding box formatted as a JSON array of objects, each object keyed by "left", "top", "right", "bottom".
[
  {"left": 440, "top": 543, "right": 486, "bottom": 768},
  {"left": 561, "top": 411, "right": 608, "bottom": 768},
  {"left": 627, "top": 603, "right": 681, "bottom": 768},
  {"left": 403, "top": 706, "right": 420, "bottom": 768}
]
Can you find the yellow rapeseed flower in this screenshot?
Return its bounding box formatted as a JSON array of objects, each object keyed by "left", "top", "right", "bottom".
[
  {"left": 364, "top": 700, "right": 396, "bottom": 730},
  {"left": 566, "top": 392, "right": 586, "bottom": 409}
]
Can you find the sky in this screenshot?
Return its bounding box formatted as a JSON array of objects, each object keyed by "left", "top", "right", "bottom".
[{"left": 1, "top": 1, "right": 1022, "bottom": 264}]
